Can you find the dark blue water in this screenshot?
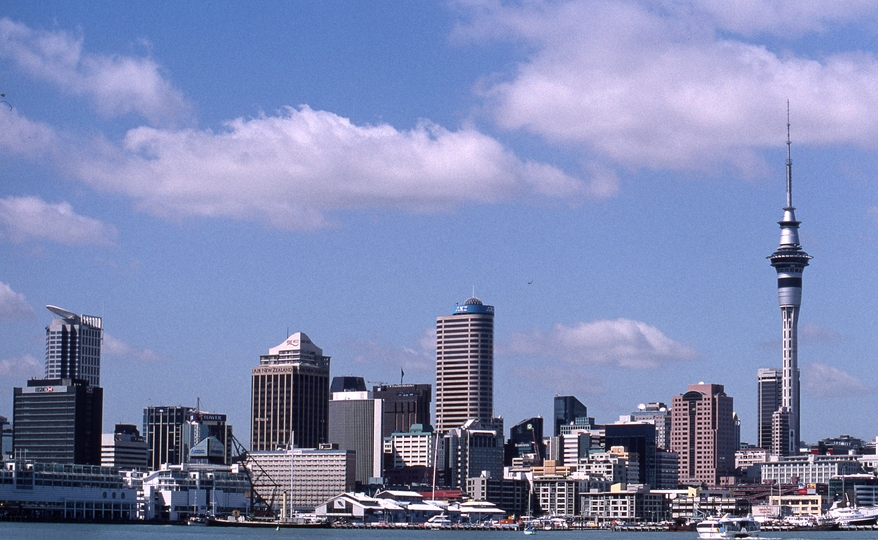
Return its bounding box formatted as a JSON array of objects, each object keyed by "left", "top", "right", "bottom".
[{"left": 0, "top": 523, "right": 875, "bottom": 540}]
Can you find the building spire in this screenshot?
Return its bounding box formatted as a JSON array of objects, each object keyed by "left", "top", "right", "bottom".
[{"left": 787, "top": 100, "right": 793, "bottom": 208}]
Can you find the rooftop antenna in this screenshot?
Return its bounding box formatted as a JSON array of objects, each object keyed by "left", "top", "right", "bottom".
[{"left": 787, "top": 99, "right": 793, "bottom": 208}]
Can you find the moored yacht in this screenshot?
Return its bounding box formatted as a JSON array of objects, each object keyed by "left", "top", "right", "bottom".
[{"left": 696, "top": 515, "right": 760, "bottom": 539}]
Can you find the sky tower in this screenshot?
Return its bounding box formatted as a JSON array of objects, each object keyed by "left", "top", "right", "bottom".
[{"left": 767, "top": 113, "right": 812, "bottom": 455}]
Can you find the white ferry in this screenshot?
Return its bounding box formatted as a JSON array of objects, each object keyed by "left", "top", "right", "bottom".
[{"left": 696, "top": 514, "right": 760, "bottom": 539}]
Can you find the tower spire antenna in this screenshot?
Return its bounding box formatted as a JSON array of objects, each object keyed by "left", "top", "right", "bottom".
[{"left": 787, "top": 100, "right": 793, "bottom": 208}]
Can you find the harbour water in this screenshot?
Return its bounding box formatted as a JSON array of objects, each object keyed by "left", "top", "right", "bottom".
[{"left": 1, "top": 523, "right": 877, "bottom": 540}]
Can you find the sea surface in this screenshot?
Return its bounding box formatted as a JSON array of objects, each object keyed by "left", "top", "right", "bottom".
[{"left": 0, "top": 523, "right": 877, "bottom": 540}]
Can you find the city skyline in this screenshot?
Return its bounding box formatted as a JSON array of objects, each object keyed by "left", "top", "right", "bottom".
[{"left": 2, "top": 2, "right": 878, "bottom": 444}]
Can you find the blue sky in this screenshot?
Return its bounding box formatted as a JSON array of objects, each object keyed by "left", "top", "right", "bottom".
[{"left": 2, "top": 1, "right": 878, "bottom": 446}]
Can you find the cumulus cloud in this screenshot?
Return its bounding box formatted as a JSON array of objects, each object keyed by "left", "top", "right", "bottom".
[
  {"left": 0, "top": 354, "right": 43, "bottom": 378},
  {"left": 67, "top": 106, "right": 602, "bottom": 229},
  {"left": 0, "top": 17, "right": 190, "bottom": 125},
  {"left": 458, "top": 0, "right": 878, "bottom": 173},
  {"left": 802, "top": 362, "right": 870, "bottom": 398},
  {"left": 0, "top": 282, "right": 33, "bottom": 321},
  {"left": 0, "top": 196, "right": 117, "bottom": 245},
  {"left": 508, "top": 318, "right": 699, "bottom": 369},
  {"left": 102, "top": 333, "right": 170, "bottom": 362}
]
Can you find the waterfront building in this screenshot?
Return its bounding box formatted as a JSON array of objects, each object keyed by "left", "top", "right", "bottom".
[
  {"left": 251, "top": 332, "right": 330, "bottom": 451},
  {"left": 435, "top": 296, "right": 494, "bottom": 433},
  {"left": 669, "top": 489, "right": 747, "bottom": 520},
  {"left": 373, "top": 383, "right": 432, "bottom": 437},
  {"left": 767, "top": 119, "right": 812, "bottom": 456},
  {"left": 247, "top": 447, "right": 355, "bottom": 513},
  {"left": 504, "top": 417, "right": 545, "bottom": 466},
  {"left": 670, "top": 383, "right": 735, "bottom": 486},
  {"left": 554, "top": 395, "right": 591, "bottom": 436},
  {"left": 760, "top": 454, "right": 863, "bottom": 485},
  {"left": 580, "top": 484, "right": 667, "bottom": 523},
  {"left": 13, "top": 379, "right": 103, "bottom": 465},
  {"left": 128, "top": 463, "right": 250, "bottom": 521},
  {"left": 756, "top": 368, "right": 782, "bottom": 450},
  {"left": 0, "top": 460, "right": 136, "bottom": 521},
  {"left": 44, "top": 306, "right": 102, "bottom": 386},
  {"left": 101, "top": 424, "right": 149, "bottom": 470},
  {"left": 328, "top": 377, "right": 383, "bottom": 485}
]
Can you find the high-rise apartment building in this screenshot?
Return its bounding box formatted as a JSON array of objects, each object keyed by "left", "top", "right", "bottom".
[
  {"left": 767, "top": 117, "right": 811, "bottom": 456},
  {"left": 44, "top": 305, "right": 102, "bottom": 386},
  {"left": 670, "top": 383, "right": 735, "bottom": 487},
  {"left": 373, "top": 383, "right": 432, "bottom": 437},
  {"left": 435, "top": 296, "right": 494, "bottom": 433},
  {"left": 251, "top": 332, "right": 330, "bottom": 451},
  {"left": 757, "top": 368, "right": 781, "bottom": 449},
  {"left": 12, "top": 306, "right": 103, "bottom": 465},
  {"left": 328, "top": 376, "right": 383, "bottom": 486}
]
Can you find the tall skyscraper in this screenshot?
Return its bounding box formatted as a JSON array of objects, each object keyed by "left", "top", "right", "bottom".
[
  {"left": 756, "top": 368, "right": 782, "bottom": 449},
  {"left": 435, "top": 296, "right": 494, "bottom": 433},
  {"left": 12, "top": 306, "right": 103, "bottom": 465},
  {"left": 768, "top": 117, "right": 811, "bottom": 456},
  {"left": 670, "top": 383, "right": 735, "bottom": 487},
  {"left": 251, "top": 332, "right": 330, "bottom": 451},
  {"left": 44, "top": 305, "right": 102, "bottom": 386},
  {"left": 373, "top": 383, "right": 432, "bottom": 437}
]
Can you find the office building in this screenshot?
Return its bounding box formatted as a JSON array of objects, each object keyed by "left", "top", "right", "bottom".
[
  {"left": 383, "top": 423, "right": 434, "bottom": 485},
  {"left": 554, "top": 395, "right": 589, "bottom": 436},
  {"left": 619, "top": 402, "right": 671, "bottom": 450},
  {"left": 0, "top": 415, "right": 11, "bottom": 459},
  {"left": 373, "top": 383, "right": 432, "bottom": 437},
  {"left": 12, "top": 306, "right": 104, "bottom": 465},
  {"left": 101, "top": 424, "right": 149, "bottom": 470},
  {"left": 757, "top": 368, "right": 781, "bottom": 450},
  {"left": 143, "top": 406, "right": 192, "bottom": 470},
  {"left": 504, "top": 417, "right": 545, "bottom": 465},
  {"left": 435, "top": 296, "right": 494, "bottom": 433},
  {"left": 251, "top": 332, "right": 330, "bottom": 451},
  {"left": 13, "top": 379, "right": 103, "bottom": 465},
  {"left": 440, "top": 419, "right": 504, "bottom": 491},
  {"left": 767, "top": 120, "right": 811, "bottom": 455},
  {"left": 670, "top": 383, "right": 735, "bottom": 486},
  {"left": 604, "top": 422, "right": 657, "bottom": 487},
  {"left": 328, "top": 376, "right": 383, "bottom": 485},
  {"left": 247, "top": 447, "right": 356, "bottom": 513},
  {"left": 44, "top": 306, "right": 102, "bottom": 386}
]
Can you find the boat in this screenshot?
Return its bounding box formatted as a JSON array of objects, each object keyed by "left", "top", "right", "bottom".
[
  {"left": 425, "top": 514, "right": 452, "bottom": 529},
  {"left": 206, "top": 514, "right": 329, "bottom": 528},
  {"left": 824, "top": 501, "right": 878, "bottom": 527},
  {"left": 696, "top": 515, "right": 760, "bottom": 538},
  {"left": 187, "top": 514, "right": 209, "bottom": 526}
]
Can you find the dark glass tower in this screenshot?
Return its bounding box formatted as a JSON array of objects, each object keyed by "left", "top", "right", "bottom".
[
  {"left": 768, "top": 117, "right": 811, "bottom": 456},
  {"left": 554, "top": 395, "right": 589, "bottom": 436}
]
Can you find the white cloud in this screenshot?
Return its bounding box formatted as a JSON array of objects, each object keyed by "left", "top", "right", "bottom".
[
  {"left": 0, "top": 354, "right": 42, "bottom": 378},
  {"left": 459, "top": 0, "right": 878, "bottom": 173},
  {"left": 0, "top": 282, "right": 33, "bottom": 321},
  {"left": 68, "top": 106, "right": 603, "bottom": 229},
  {"left": 349, "top": 328, "right": 437, "bottom": 375},
  {"left": 802, "top": 362, "right": 870, "bottom": 399},
  {"left": 102, "top": 333, "right": 170, "bottom": 362},
  {"left": 800, "top": 322, "right": 841, "bottom": 343},
  {"left": 508, "top": 318, "right": 699, "bottom": 369},
  {"left": 0, "top": 17, "right": 190, "bottom": 125},
  {"left": 0, "top": 196, "right": 117, "bottom": 246}
]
